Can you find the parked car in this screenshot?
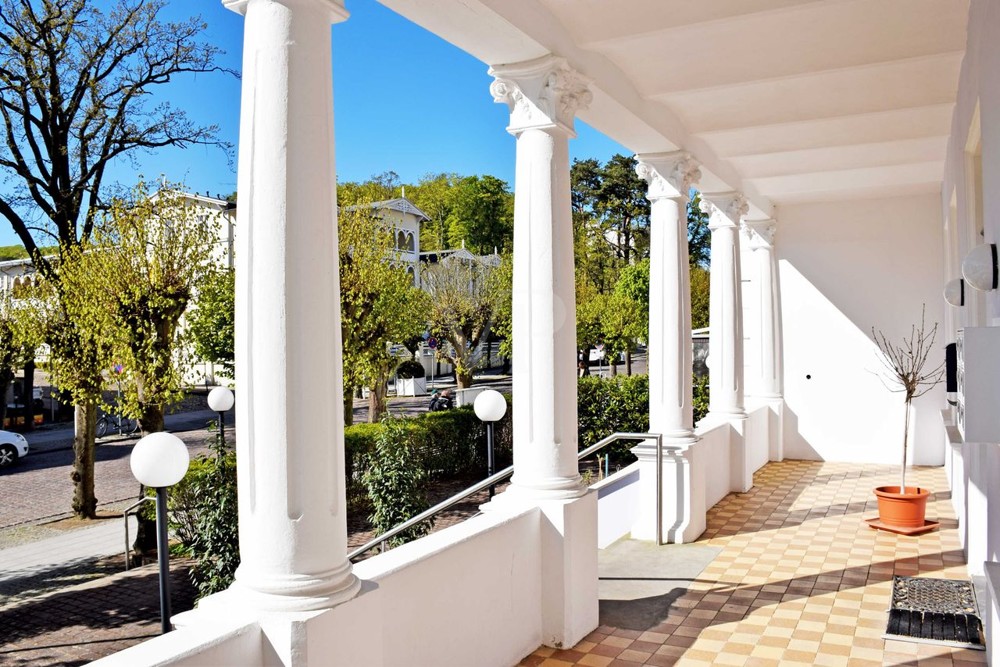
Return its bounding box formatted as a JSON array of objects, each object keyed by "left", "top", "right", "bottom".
[{"left": 0, "top": 430, "right": 29, "bottom": 468}]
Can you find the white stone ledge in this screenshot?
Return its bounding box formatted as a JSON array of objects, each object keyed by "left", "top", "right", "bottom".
[{"left": 89, "top": 614, "right": 263, "bottom": 666}]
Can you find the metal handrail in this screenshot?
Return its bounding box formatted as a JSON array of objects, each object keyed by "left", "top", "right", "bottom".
[
  {"left": 347, "top": 431, "right": 662, "bottom": 562},
  {"left": 123, "top": 496, "right": 155, "bottom": 571}
]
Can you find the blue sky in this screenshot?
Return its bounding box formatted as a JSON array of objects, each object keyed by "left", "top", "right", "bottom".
[{"left": 0, "top": 0, "right": 627, "bottom": 246}]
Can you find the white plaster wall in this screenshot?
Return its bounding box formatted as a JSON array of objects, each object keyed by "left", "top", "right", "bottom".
[
  {"left": 745, "top": 404, "right": 770, "bottom": 475},
  {"left": 777, "top": 194, "right": 946, "bottom": 465},
  {"left": 696, "top": 422, "right": 732, "bottom": 509},
  {"left": 352, "top": 506, "right": 542, "bottom": 667},
  {"left": 593, "top": 463, "right": 640, "bottom": 548}
]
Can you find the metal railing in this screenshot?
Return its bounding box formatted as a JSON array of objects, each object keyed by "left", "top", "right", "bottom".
[{"left": 347, "top": 431, "right": 662, "bottom": 562}]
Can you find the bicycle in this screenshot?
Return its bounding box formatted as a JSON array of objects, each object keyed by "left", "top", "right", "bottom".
[{"left": 96, "top": 412, "right": 139, "bottom": 438}]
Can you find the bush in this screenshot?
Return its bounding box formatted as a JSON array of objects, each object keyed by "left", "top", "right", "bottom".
[
  {"left": 188, "top": 451, "right": 239, "bottom": 598},
  {"left": 395, "top": 359, "right": 426, "bottom": 379},
  {"left": 577, "top": 374, "right": 649, "bottom": 463},
  {"left": 577, "top": 374, "right": 710, "bottom": 463},
  {"left": 361, "top": 417, "right": 432, "bottom": 546}
]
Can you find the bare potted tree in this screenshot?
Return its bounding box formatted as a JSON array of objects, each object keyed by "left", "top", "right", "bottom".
[{"left": 870, "top": 305, "right": 945, "bottom": 533}]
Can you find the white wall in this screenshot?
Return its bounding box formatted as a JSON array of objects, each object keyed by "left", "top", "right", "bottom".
[{"left": 777, "top": 194, "right": 946, "bottom": 465}]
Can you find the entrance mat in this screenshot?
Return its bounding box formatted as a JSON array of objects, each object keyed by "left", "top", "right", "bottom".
[{"left": 883, "top": 576, "right": 985, "bottom": 650}]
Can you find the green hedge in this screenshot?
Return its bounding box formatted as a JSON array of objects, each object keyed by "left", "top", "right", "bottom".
[{"left": 344, "top": 403, "right": 513, "bottom": 514}]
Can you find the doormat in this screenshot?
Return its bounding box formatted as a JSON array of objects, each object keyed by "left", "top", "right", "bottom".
[{"left": 883, "top": 576, "right": 985, "bottom": 650}]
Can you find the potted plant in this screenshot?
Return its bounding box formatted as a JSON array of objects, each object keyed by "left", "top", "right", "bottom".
[
  {"left": 396, "top": 359, "right": 428, "bottom": 397},
  {"left": 870, "top": 305, "right": 945, "bottom": 533}
]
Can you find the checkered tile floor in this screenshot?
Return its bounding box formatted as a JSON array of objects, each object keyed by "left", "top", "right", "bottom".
[{"left": 520, "top": 460, "right": 986, "bottom": 666}]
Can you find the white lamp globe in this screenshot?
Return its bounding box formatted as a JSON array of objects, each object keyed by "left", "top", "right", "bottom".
[
  {"left": 943, "top": 278, "right": 965, "bottom": 307},
  {"left": 130, "top": 432, "right": 190, "bottom": 488},
  {"left": 962, "top": 243, "right": 998, "bottom": 291},
  {"left": 207, "top": 386, "right": 235, "bottom": 412},
  {"left": 474, "top": 389, "right": 507, "bottom": 423}
]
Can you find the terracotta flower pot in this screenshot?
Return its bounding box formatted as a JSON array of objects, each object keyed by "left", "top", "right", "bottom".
[{"left": 874, "top": 486, "right": 930, "bottom": 528}]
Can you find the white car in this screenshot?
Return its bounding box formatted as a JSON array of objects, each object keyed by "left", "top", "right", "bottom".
[{"left": 0, "top": 430, "right": 29, "bottom": 468}]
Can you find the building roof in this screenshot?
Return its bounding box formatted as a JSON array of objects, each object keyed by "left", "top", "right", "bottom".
[{"left": 344, "top": 197, "right": 430, "bottom": 222}]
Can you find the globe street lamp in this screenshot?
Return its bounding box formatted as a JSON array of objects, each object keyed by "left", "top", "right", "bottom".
[
  {"left": 129, "top": 432, "right": 190, "bottom": 633},
  {"left": 473, "top": 389, "right": 507, "bottom": 498},
  {"left": 207, "top": 386, "right": 235, "bottom": 453}
]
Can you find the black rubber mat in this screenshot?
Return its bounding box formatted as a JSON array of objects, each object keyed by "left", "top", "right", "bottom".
[{"left": 884, "top": 577, "right": 985, "bottom": 649}]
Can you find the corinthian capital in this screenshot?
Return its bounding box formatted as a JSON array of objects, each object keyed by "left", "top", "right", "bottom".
[
  {"left": 489, "top": 55, "right": 592, "bottom": 135},
  {"left": 634, "top": 152, "right": 701, "bottom": 201},
  {"left": 742, "top": 219, "right": 777, "bottom": 250},
  {"left": 702, "top": 192, "right": 748, "bottom": 230}
]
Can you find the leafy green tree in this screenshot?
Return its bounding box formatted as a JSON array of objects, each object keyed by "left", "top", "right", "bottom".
[
  {"left": 421, "top": 256, "right": 498, "bottom": 388},
  {"left": 687, "top": 192, "right": 712, "bottom": 268},
  {"left": 690, "top": 266, "right": 710, "bottom": 330},
  {"left": 339, "top": 201, "right": 430, "bottom": 423},
  {"left": 407, "top": 173, "right": 461, "bottom": 252},
  {"left": 489, "top": 253, "right": 514, "bottom": 361},
  {"left": 59, "top": 183, "right": 217, "bottom": 433},
  {"left": 337, "top": 171, "right": 401, "bottom": 208},
  {"left": 189, "top": 268, "right": 235, "bottom": 377},
  {"left": 0, "top": 0, "right": 229, "bottom": 519},
  {"left": 445, "top": 175, "right": 514, "bottom": 254},
  {"left": 0, "top": 291, "right": 42, "bottom": 428}
]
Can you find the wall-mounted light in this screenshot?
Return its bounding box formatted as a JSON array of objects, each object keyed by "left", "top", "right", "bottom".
[
  {"left": 943, "top": 278, "right": 965, "bottom": 307},
  {"left": 962, "top": 243, "right": 998, "bottom": 291}
]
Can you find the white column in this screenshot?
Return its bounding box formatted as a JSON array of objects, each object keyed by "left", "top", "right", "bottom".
[
  {"left": 632, "top": 153, "right": 705, "bottom": 543},
  {"left": 225, "top": 0, "right": 359, "bottom": 612},
  {"left": 490, "top": 55, "right": 591, "bottom": 501},
  {"left": 743, "top": 219, "right": 785, "bottom": 464},
  {"left": 703, "top": 193, "right": 748, "bottom": 420},
  {"left": 744, "top": 220, "right": 783, "bottom": 400},
  {"left": 635, "top": 154, "right": 701, "bottom": 444},
  {"left": 490, "top": 55, "right": 598, "bottom": 649}
]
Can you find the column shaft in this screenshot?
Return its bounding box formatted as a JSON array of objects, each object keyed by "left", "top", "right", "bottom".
[
  {"left": 705, "top": 195, "right": 747, "bottom": 419},
  {"left": 747, "top": 222, "right": 783, "bottom": 398},
  {"left": 228, "top": 0, "right": 359, "bottom": 611}
]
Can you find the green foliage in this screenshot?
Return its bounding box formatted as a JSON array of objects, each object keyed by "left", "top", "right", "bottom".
[
  {"left": 444, "top": 175, "right": 514, "bottom": 254},
  {"left": 360, "top": 417, "right": 432, "bottom": 547},
  {"left": 693, "top": 374, "right": 710, "bottom": 424},
  {"left": 577, "top": 374, "right": 649, "bottom": 463},
  {"left": 58, "top": 182, "right": 217, "bottom": 431},
  {"left": 577, "top": 374, "right": 711, "bottom": 461},
  {"left": 0, "top": 245, "right": 56, "bottom": 261},
  {"left": 690, "top": 266, "right": 710, "bottom": 330},
  {"left": 338, "top": 199, "right": 430, "bottom": 421},
  {"left": 687, "top": 192, "right": 712, "bottom": 268},
  {"left": 0, "top": 291, "right": 43, "bottom": 421},
  {"left": 189, "top": 268, "right": 235, "bottom": 375},
  {"left": 188, "top": 450, "right": 239, "bottom": 598},
  {"left": 395, "top": 359, "right": 425, "bottom": 379},
  {"left": 421, "top": 256, "right": 499, "bottom": 388},
  {"left": 490, "top": 253, "right": 514, "bottom": 360}
]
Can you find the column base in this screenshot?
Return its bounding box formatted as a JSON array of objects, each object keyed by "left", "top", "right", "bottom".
[
  {"left": 220, "top": 560, "right": 362, "bottom": 613},
  {"left": 503, "top": 474, "right": 588, "bottom": 502},
  {"left": 630, "top": 441, "right": 706, "bottom": 544}
]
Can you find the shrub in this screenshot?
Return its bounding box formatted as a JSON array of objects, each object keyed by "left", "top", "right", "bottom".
[
  {"left": 692, "top": 374, "right": 709, "bottom": 424},
  {"left": 361, "top": 417, "right": 432, "bottom": 546},
  {"left": 188, "top": 450, "right": 239, "bottom": 598},
  {"left": 395, "top": 359, "right": 426, "bottom": 379},
  {"left": 577, "top": 374, "right": 649, "bottom": 463}
]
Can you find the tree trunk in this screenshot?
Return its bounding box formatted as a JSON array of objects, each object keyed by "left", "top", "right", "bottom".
[
  {"left": 21, "top": 359, "right": 35, "bottom": 431},
  {"left": 71, "top": 403, "right": 98, "bottom": 519},
  {"left": 139, "top": 402, "right": 164, "bottom": 434},
  {"left": 625, "top": 350, "right": 632, "bottom": 376},
  {"left": 457, "top": 368, "right": 474, "bottom": 389},
  {"left": 610, "top": 358, "right": 618, "bottom": 376},
  {"left": 0, "top": 371, "right": 12, "bottom": 429},
  {"left": 344, "top": 386, "right": 355, "bottom": 427},
  {"left": 367, "top": 383, "right": 388, "bottom": 423}
]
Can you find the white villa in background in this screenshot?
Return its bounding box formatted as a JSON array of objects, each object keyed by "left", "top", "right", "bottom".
[{"left": 92, "top": 1, "right": 1000, "bottom": 666}]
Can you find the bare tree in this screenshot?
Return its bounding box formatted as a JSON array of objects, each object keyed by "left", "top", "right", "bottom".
[
  {"left": 0, "top": 0, "right": 232, "bottom": 273},
  {"left": 872, "top": 305, "right": 945, "bottom": 492}
]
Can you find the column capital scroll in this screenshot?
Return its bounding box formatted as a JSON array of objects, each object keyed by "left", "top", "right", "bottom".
[
  {"left": 634, "top": 152, "right": 700, "bottom": 201},
  {"left": 742, "top": 219, "right": 777, "bottom": 250},
  {"left": 489, "top": 55, "right": 592, "bottom": 135},
  {"left": 702, "top": 192, "right": 748, "bottom": 230}
]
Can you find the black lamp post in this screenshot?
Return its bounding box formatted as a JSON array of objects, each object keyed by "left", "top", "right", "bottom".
[
  {"left": 129, "top": 432, "right": 190, "bottom": 633},
  {"left": 207, "top": 386, "right": 235, "bottom": 453},
  {"left": 473, "top": 389, "right": 508, "bottom": 498}
]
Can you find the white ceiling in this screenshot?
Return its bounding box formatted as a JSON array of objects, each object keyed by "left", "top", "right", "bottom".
[{"left": 379, "top": 0, "right": 970, "bottom": 216}]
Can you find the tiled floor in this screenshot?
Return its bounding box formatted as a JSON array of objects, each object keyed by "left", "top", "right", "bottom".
[{"left": 521, "top": 460, "right": 988, "bottom": 666}]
